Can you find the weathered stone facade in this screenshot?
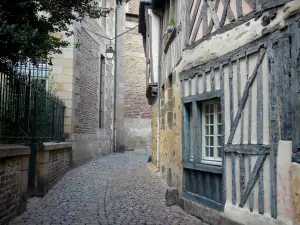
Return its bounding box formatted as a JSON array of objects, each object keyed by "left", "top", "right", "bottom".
[
  {"left": 291, "top": 163, "right": 300, "bottom": 224},
  {"left": 0, "top": 145, "right": 30, "bottom": 225},
  {"left": 51, "top": 0, "right": 116, "bottom": 166},
  {"left": 151, "top": 101, "right": 158, "bottom": 168},
  {"left": 123, "top": 0, "right": 152, "bottom": 151}
]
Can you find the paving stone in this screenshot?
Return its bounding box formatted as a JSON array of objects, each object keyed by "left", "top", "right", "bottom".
[{"left": 9, "top": 151, "right": 205, "bottom": 225}]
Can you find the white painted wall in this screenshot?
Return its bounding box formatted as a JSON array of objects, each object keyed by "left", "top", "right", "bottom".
[{"left": 148, "top": 9, "right": 160, "bottom": 83}]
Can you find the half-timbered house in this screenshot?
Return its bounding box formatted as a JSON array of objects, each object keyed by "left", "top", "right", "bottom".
[{"left": 139, "top": 0, "right": 300, "bottom": 224}]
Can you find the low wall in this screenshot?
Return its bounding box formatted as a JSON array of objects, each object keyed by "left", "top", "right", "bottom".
[
  {"left": 0, "top": 145, "right": 30, "bottom": 225},
  {"left": 36, "top": 142, "right": 71, "bottom": 196},
  {"left": 181, "top": 197, "right": 241, "bottom": 225}
]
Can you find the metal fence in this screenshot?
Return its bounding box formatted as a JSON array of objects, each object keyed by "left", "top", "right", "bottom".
[{"left": 0, "top": 59, "right": 65, "bottom": 144}]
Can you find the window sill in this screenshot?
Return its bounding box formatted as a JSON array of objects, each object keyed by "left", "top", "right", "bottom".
[
  {"left": 183, "top": 162, "right": 222, "bottom": 174},
  {"left": 201, "top": 159, "right": 222, "bottom": 167}
]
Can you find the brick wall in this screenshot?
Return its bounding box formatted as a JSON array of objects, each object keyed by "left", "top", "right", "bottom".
[
  {"left": 0, "top": 145, "right": 29, "bottom": 225},
  {"left": 36, "top": 143, "right": 71, "bottom": 196},
  {"left": 49, "top": 148, "right": 70, "bottom": 188},
  {"left": 74, "top": 28, "right": 99, "bottom": 134},
  {"left": 124, "top": 19, "right": 151, "bottom": 119},
  {"left": 71, "top": 18, "right": 114, "bottom": 166},
  {"left": 0, "top": 157, "right": 21, "bottom": 224},
  {"left": 123, "top": 18, "right": 152, "bottom": 150}
]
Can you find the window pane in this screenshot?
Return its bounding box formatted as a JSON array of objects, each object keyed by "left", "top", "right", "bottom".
[
  {"left": 210, "top": 115, "right": 214, "bottom": 124},
  {"left": 210, "top": 136, "right": 214, "bottom": 146},
  {"left": 218, "top": 147, "right": 221, "bottom": 157},
  {"left": 210, "top": 125, "right": 214, "bottom": 135},
  {"left": 218, "top": 125, "right": 221, "bottom": 135},
  {"left": 210, "top": 147, "right": 214, "bottom": 157},
  {"left": 206, "top": 115, "right": 209, "bottom": 124},
  {"left": 217, "top": 103, "right": 221, "bottom": 113},
  {"left": 218, "top": 113, "right": 221, "bottom": 123},
  {"left": 210, "top": 104, "right": 214, "bottom": 113},
  {"left": 205, "top": 126, "right": 209, "bottom": 135},
  {"left": 206, "top": 136, "right": 209, "bottom": 146},
  {"left": 218, "top": 136, "right": 222, "bottom": 146},
  {"left": 206, "top": 147, "right": 209, "bottom": 157},
  {"left": 205, "top": 105, "right": 209, "bottom": 113}
]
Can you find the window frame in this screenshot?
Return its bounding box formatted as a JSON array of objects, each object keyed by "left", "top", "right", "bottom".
[
  {"left": 201, "top": 99, "right": 222, "bottom": 166},
  {"left": 183, "top": 95, "right": 223, "bottom": 167}
]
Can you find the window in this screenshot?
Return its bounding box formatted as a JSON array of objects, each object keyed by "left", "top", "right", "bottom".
[
  {"left": 99, "top": 56, "right": 105, "bottom": 128},
  {"left": 201, "top": 100, "right": 222, "bottom": 165}
]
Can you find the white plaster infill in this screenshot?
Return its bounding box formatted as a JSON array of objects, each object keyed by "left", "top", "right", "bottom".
[
  {"left": 0, "top": 144, "right": 30, "bottom": 158},
  {"left": 175, "top": 0, "right": 300, "bottom": 76}
]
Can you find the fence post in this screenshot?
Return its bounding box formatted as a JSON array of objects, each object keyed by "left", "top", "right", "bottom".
[{"left": 28, "top": 88, "right": 38, "bottom": 196}]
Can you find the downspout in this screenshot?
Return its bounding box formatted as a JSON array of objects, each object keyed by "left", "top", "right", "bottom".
[{"left": 113, "top": 2, "right": 119, "bottom": 153}]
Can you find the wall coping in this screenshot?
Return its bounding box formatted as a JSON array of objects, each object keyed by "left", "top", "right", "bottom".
[
  {"left": 0, "top": 144, "right": 30, "bottom": 159},
  {"left": 38, "top": 142, "right": 72, "bottom": 152}
]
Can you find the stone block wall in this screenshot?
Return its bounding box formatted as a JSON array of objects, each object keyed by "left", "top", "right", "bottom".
[
  {"left": 151, "top": 101, "right": 158, "bottom": 167},
  {"left": 291, "top": 162, "right": 300, "bottom": 224},
  {"left": 0, "top": 145, "right": 30, "bottom": 225},
  {"left": 50, "top": 0, "right": 116, "bottom": 166},
  {"left": 71, "top": 18, "right": 114, "bottom": 166},
  {"left": 36, "top": 143, "right": 71, "bottom": 196},
  {"left": 123, "top": 17, "right": 152, "bottom": 150},
  {"left": 124, "top": 19, "right": 150, "bottom": 119}
]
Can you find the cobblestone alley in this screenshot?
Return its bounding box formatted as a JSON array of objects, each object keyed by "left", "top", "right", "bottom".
[{"left": 10, "top": 151, "right": 204, "bottom": 225}]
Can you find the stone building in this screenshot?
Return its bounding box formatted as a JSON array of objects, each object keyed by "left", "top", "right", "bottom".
[
  {"left": 123, "top": 0, "right": 152, "bottom": 151},
  {"left": 51, "top": 0, "right": 117, "bottom": 166},
  {"left": 140, "top": 0, "right": 300, "bottom": 224}
]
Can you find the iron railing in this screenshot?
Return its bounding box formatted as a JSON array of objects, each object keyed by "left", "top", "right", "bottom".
[{"left": 0, "top": 59, "right": 65, "bottom": 144}]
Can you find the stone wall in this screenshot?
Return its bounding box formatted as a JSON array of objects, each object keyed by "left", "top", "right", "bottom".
[
  {"left": 36, "top": 143, "right": 71, "bottom": 196},
  {"left": 124, "top": 20, "right": 150, "bottom": 119},
  {"left": 123, "top": 18, "right": 151, "bottom": 150},
  {"left": 0, "top": 145, "right": 30, "bottom": 225},
  {"left": 51, "top": 0, "right": 116, "bottom": 166},
  {"left": 49, "top": 147, "right": 70, "bottom": 188},
  {"left": 70, "top": 17, "right": 114, "bottom": 166},
  {"left": 159, "top": 73, "right": 183, "bottom": 190},
  {"left": 151, "top": 101, "right": 158, "bottom": 167},
  {"left": 291, "top": 162, "right": 300, "bottom": 224}
]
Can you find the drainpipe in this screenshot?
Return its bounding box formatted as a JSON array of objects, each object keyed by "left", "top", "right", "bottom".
[{"left": 113, "top": 3, "right": 119, "bottom": 153}]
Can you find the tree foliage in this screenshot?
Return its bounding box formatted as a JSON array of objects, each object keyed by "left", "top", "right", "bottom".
[{"left": 0, "top": 0, "right": 112, "bottom": 63}]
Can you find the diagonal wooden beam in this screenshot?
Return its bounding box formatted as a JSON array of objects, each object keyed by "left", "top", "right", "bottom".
[
  {"left": 191, "top": 3, "right": 206, "bottom": 43},
  {"left": 239, "top": 154, "right": 267, "bottom": 207},
  {"left": 220, "top": 0, "right": 235, "bottom": 27},
  {"left": 206, "top": 0, "right": 221, "bottom": 30},
  {"left": 190, "top": 0, "right": 202, "bottom": 38},
  {"left": 236, "top": 0, "right": 243, "bottom": 18},
  {"left": 208, "top": 0, "right": 220, "bottom": 33},
  {"left": 227, "top": 47, "right": 266, "bottom": 144}
]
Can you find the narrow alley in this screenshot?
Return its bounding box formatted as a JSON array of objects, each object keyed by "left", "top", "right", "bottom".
[{"left": 9, "top": 151, "right": 204, "bottom": 225}]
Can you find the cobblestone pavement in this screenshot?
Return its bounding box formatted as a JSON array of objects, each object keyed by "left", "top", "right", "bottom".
[{"left": 10, "top": 150, "right": 204, "bottom": 225}]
